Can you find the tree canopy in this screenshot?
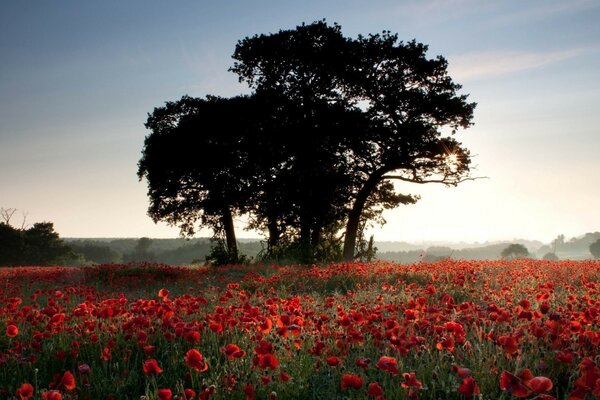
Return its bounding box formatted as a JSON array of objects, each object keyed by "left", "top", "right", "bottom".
[
  {"left": 501, "top": 243, "right": 530, "bottom": 259},
  {"left": 590, "top": 239, "right": 600, "bottom": 259},
  {"left": 139, "top": 21, "right": 476, "bottom": 264}
]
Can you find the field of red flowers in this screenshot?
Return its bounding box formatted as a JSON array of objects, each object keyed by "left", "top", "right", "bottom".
[{"left": 1, "top": 260, "right": 599, "bottom": 399}]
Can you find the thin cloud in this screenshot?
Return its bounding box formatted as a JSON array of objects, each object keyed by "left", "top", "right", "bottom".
[{"left": 448, "top": 48, "right": 583, "bottom": 82}]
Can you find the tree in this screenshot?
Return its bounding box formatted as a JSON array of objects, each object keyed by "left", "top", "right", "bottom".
[
  {"left": 139, "top": 95, "right": 258, "bottom": 262},
  {"left": 231, "top": 21, "right": 476, "bottom": 261},
  {"left": 0, "top": 221, "right": 74, "bottom": 266},
  {"left": 501, "top": 243, "right": 529, "bottom": 259},
  {"left": 590, "top": 239, "right": 600, "bottom": 259},
  {"left": 542, "top": 252, "right": 559, "bottom": 261}
]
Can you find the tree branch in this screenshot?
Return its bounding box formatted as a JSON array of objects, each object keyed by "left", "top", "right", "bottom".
[{"left": 382, "top": 174, "right": 488, "bottom": 186}]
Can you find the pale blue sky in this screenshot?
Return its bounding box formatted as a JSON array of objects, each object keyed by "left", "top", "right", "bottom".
[{"left": 1, "top": 0, "right": 599, "bottom": 243}]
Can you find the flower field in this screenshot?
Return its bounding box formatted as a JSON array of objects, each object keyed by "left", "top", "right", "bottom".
[{"left": 1, "top": 260, "right": 599, "bottom": 399}]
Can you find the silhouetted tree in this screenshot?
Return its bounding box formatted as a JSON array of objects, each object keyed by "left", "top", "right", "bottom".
[
  {"left": 0, "top": 221, "right": 74, "bottom": 266},
  {"left": 139, "top": 96, "right": 258, "bottom": 262},
  {"left": 590, "top": 239, "right": 600, "bottom": 259},
  {"left": 231, "top": 21, "right": 476, "bottom": 261},
  {"left": 542, "top": 252, "right": 559, "bottom": 260},
  {"left": 501, "top": 243, "right": 529, "bottom": 259}
]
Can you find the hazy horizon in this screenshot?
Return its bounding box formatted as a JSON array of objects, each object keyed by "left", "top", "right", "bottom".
[{"left": 1, "top": 1, "right": 599, "bottom": 244}]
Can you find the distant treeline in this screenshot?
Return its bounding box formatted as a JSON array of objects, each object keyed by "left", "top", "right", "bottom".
[
  {"left": 378, "top": 232, "right": 600, "bottom": 263},
  {"left": 64, "top": 238, "right": 263, "bottom": 266}
]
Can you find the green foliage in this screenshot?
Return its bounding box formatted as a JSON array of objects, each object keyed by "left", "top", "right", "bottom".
[
  {"left": 0, "top": 221, "right": 74, "bottom": 266},
  {"left": 590, "top": 239, "right": 600, "bottom": 259},
  {"left": 543, "top": 252, "right": 559, "bottom": 260},
  {"left": 501, "top": 243, "right": 529, "bottom": 259}
]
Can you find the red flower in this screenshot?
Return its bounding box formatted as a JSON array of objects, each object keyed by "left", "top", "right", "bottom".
[
  {"left": 78, "top": 364, "right": 91, "bottom": 374},
  {"left": 184, "top": 388, "right": 196, "bottom": 399},
  {"left": 244, "top": 383, "right": 255, "bottom": 400},
  {"left": 401, "top": 372, "right": 423, "bottom": 389},
  {"left": 257, "top": 353, "right": 279, "bottom": 370},
  {"left": 16, "top": 383, "right": 34, "bottom": 400},
  {"left": 458, "top": 377, "right": 481, "bottom": 398},
  {"left": 356, "top": 357, "right": 371, "bottom": 369},
  {"left": 367, "top": 382, "right": 384, "bottom": 398},
  {"left": 500, "top": 371, "right": 531, "bottom": 398},
  {"left": 222, "top": 343, "right": 246, "bottom": 360},
  {"left": 60, "top": 371, "right": 76, "bottom": 391},
  {"left": 452, "top": 364, "right": 472, "bottom": 378},
  {"left": 6, "top": 324, "right": 18, "bottom": 337},
  {"left": 326, "top": 356, "right": 342, "bottom": 367},
  {"left": 341, "top": 374, "right": 363, "bottom": 390},
  {"left": 186, "top": 349, "right": 209, "bottom": 372},
  {"left": 376, "top": 356, "right": 399, "bottom": 375},
  {"left": 42, "top": 391, "right": 62, "bottom": 400},
  {"left": 158, "top": 288, "right": 169, "bottom": 298},
  {"left": 143, "top": 359, "right": 163, "bottom": 375},
  {"left": 529, "top": 376, "right": 553, "bottom": 393},
  {"left": 158, "top": 389, "right": 172, "bottom": 400}
]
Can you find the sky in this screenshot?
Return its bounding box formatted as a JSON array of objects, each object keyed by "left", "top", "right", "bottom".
[{"left": 1, "top": 0, "right": 599, "bottom": 244}]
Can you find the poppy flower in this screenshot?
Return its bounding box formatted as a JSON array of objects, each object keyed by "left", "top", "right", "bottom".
[
  {"left": 143, "top": 359, "right": 163, "bottom": 375},
  {"left": 16, "top": 383, "right": 34, "bottom": 400},
  {"left": 222, "top": 343, "right": 246, "bottom": 360},
  {"left": 184, "top": 388, "right": 196, "bottom": 399},
  {"left": 376, "top": 356, "right": 399, "bottom": 375},
  {"left": 452, "top": 364, "right": 472, "bottom": 378},
  {"left": 401, "top": 372, "right": 423, "bottom": 389},
  {"left": 356, "top": 357, "right": 371, "bottom": 369},
  {"left": 341, "top": 374, "right": 363, "bottom": 390},
  {"left": 60, "top": 371, "right": 76, "bottom": 390},
  {"left": 500, "top": 371, "right": 531, "bottom": 398},
  {"left": 258, "top": 353, "right": 279, "bottom": 370},
  {"left": 244, "top": 383, "right": 255, "bottom": 400},
  {"left": 78, "top": 364, "right": 91, "bottom": 374},
  {"left": 529, "top": 377, "right": 553, "bottom": 393},
  {"left": 458, "top": 377, "right": 481, "bottom": 398},
  {"left": 158, "top": 389, "right": 172, "bottom": 400},
  {"left": 6, "top": 324, "right": 18, "bottom": 337},
  {"left": 367, "top": 382, "right": 384, "bottom": 397},
  {"left": 186, "top": 349, "right": 209, "bottom": 372},
  {"left": 326, "top": 356, "right": 342, "bottom": 367},
  {"left": 158, "top": 288, "right": 169, "bottom": 298},
  {"left": 42, "top": 391, "right": 62, "bottom": 400}
]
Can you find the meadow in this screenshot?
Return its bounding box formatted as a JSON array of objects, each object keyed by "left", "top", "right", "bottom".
[{"left": 1, "top": 260, "right": 599, "bottom": 399}]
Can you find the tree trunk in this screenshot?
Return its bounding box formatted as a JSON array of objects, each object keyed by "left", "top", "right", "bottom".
[
  {"left": 342, "top": 172, "right": 384, "bottom": 261},
  {"left": 221, "top": 206, "right": 238, "bottom": 261}
]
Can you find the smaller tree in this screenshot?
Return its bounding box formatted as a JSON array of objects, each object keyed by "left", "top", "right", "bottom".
[
  {"left": 590, "top": 239, "right": 600, "bottom": 259},
  {"left": 501, "top": 243, "right": 529, "bottom": 259},
  {"left": 542, "top": 252, "right": 559, "bottom": 261}
]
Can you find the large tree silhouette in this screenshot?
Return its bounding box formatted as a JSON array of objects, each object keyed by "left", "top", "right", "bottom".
[{"left": 231, "top": 21, "right": 476, "bottom": 261}]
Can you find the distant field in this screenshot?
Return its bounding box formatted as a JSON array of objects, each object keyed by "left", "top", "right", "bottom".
[{"left": 1, "top": 260, "right": 599, "bottom": 399}]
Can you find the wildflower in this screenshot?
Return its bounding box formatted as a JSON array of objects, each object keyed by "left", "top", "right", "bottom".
[
  {"left": 458, "top": 377, "right": 480, "bottom": 398},
  {"left": 341, "top": 374, "right": 363, "bottom": 390},
  {"left": 6, "top": 324, "right": 18, "bottom": 337},
  {"left": 60, "top": 371, "right": 76, "bottom": 390},
  {"left": 500, "top": 371, "right": 531, "bottom": 398},
  {"left": 158, "top": 389, "right": 172, "bottom": 400},
  {"left": 451, "top": 364, "right": 472, "bottom": 378},
  {"left": 16, "top": 383, "right": 34, "bottom": 400},
  {"left": 184, "top": 388, "right": 196, "bottom": 399},
  {"left": 186, "top": 349, "right": 209, "bottom": 372},
  {"left": 376, "top": 356, "right": 399, "bottom": 375},
  {"left": 143, "top": 359, "right": 163, "bottom": 375},
  {"left": 529, "top": 376, "right": 553, "bottom": 393},
  {"left": 222, "top": 343, "right": 246, "bottom": 360},
  {"left": 401, "top": 372, "right": 423, "bottom": 389},
  {"left": 326, "top": 356, "right": 342, "bottom": 367},
  {"left": 257, "top": 353, "right": 279, "bottom": 370},
  {"left": 367, "top": 382, "right": 384, "bottom": 398},
  {"left": 42, "top": 391, "right": 62, "bottom": 400}
]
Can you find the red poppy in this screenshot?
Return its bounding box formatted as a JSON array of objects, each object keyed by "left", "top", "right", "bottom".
[
  {"left": 458, "top": 377, "right": 481, "bottom": 398},
  {"left": 60, "top": 371, "right": 76, "bottom": 391},
  {"left": 356, "top": 357, "right": 371, "bottom": 369},
  {"left": 401, "top": 372, "right": 423, "bottom": 389},
  {"left": 222, "top": 343, "right": 246, "bottom": 360},
  {"left": 6, "top": 324, "right": 18, "bottom": 338},
  {"left": 184, "top": 388, "right": 196, "bottom": 399},
  {"left": 78, "top": 364, "right": 91, "bottom": 374},
  {"left": 42, "top": 391, "right": 62, "bottom": 400},
  {"left": 367, "top": 382, "right": 384, "bottom": 397},
  {"left": 244, "top": 383, "right": 255, "bottom": 400},
  {"left": 376, "top": 356, "right": 399, "bottom": 375},
  {"left": 158, "top": 288, "right": 169, "bottom": 298},
  {"left": 529, "top": 376, "right": 553, "bottom": 393},
  {"left": 258, "top": 353, "right": 279, "bottom": 370},
  {"left": 158, "top": 389, "right": 172, "bottom": 400},
  {"left": 186, "top": 349, "right": 209, "bottom": 372},
  {"left": 452, "top": 364, "right": 472, "bottom": 378},
  {"left": 500, "top": 371, "right": 531, "bottom": 398},
  {"left": 326, "top": 356, "right": 342, "bottom": 367},
  {"left": 143, "top": 359, "right": 163, "bottom": 375},
  {"left": 16, "top": 383, "right": 34, "bottom": 400},
  {"left": 341, "top": 374, "right": 363, "bottom": 390}
]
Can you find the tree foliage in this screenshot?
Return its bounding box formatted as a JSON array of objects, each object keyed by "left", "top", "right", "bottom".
[
  {"left": 501, "top": 243, "right": 530, "bottom": 259},
  {"left": 0, "top": 221, "right": 74, "bottom": 266},
  {"left": 590, "top": 239, "right": 600, "bottom": 259},
  {"left": 140, "top": 21, "right": 476, "bottom": 264}
]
